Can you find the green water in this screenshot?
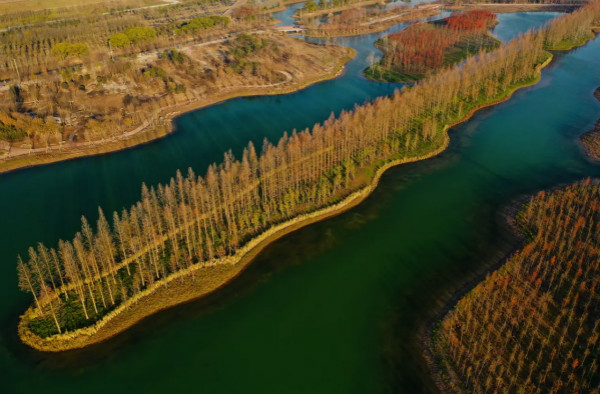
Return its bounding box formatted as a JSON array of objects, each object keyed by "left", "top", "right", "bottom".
[{"left": 1, "top": 11, "right": 596, "bottom": 394}]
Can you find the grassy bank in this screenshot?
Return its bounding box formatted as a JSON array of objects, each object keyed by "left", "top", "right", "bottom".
[
  {"left": 0, "top": 47, "right": 355, "bottom": 176},
  {"left": 303, "top": 8, "right": 440, "bottom": 38},
  {"left": 19, "top": 48, "right": 554, "bottom": 352},
  {"left": 579, "top": 87, "right": 600, "bottom": 161}
]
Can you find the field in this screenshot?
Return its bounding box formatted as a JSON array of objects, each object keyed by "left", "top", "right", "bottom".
[{"left": 0, "top": 0, "right": 167, "bottom": 14}]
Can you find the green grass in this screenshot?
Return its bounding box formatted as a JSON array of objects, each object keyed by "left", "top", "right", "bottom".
[
  {"left": 443, "top": 33, "right": 501, "bottom": 65},
  {"left": 363, "top": 65, "right": 423, "bottom": 83},
  {"left": 544, "top": 31, "right": 596, "bottom": 51}
]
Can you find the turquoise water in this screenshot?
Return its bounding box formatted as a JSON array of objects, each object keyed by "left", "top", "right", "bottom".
[{"left": 0, "top": 11, "right": 586, "bottom": 394}]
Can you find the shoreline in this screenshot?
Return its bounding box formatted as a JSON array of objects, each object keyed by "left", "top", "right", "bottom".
[
  {"left": 423, "top": 178, "right": 600, "bottom": 392},
  {"left": 292, "top": 0, "right": 382, "bottom": 19},
  {"left": 441, "top": 3, "right": 582, "bottom": 13},
  {"left": 421, "top": 33, "right": 597, "bottom": 394},
  {"left": 362, "top": 18, "right": 502, "bottom": 83},
  {"left": 0, "top": 47, "right": 355, "bottom": 176},
  {"left": 578, "top": 86, "right": 600, "bottom": 161},
  {"left": 19, "top": 50, "right": 555, "bottom": 353},
  {"left": 303, "top": 8, "right": 440, "bottom": 38}
]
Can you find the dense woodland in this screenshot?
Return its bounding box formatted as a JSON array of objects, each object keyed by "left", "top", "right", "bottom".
[
  {"left": 366, "top": 10, "right": 500, "bottom": 82},
  {"left": 17, "top": 0, "right": 600, "bottom": 337},
  {"left": 437, "top": 180, "right": 600, "bottom": 393}
]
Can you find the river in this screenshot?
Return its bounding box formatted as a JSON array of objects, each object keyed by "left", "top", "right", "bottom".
[{"left": 1, "top": 8, "right": 594, "bottom": 394}]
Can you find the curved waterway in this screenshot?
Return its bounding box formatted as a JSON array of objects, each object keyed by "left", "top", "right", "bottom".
[{"left": 0, "top": 10, "right": 582, "bottom": 394}]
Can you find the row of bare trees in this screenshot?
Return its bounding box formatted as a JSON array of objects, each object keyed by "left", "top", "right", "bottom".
[
  {"left": 0, "top": 0, "right": 237, "bottom": 81},
  {"left": 17, "top": 0, "right": 600, "bottom": 337},
  {"left": 439, "top": 179, "right": 600, "bottom": 393}
]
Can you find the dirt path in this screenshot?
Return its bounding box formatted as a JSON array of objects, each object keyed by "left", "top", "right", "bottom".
[
  {"left": 223, "top": 0, "right": 246, "bottom": 16},
  {"left": 295, "top": 0, "right": 382, "bottom": 19}
]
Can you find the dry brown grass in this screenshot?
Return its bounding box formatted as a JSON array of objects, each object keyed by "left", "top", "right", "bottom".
[{"left": 0, "top": 0, "right": 163, "bottom": 14}]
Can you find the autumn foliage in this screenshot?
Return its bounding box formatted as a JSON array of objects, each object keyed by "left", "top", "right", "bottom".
[
  {"left": 446, "top": 10, "right": 496, "bottom": 31},
  {"left": 375, "top": 10, "right": 498, "bottom": 77},
  {"left": 437, "top": 180, "right": 600, "bottom": 393}
]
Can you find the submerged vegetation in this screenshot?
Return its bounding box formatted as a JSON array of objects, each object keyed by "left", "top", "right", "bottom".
[
  {"left": 15, "top": 0, "right": 600, "bottom": 350},
  {"left": 365, "top": 10, "right": 500, "bottom": 82},
  {"left": 435, "top": 180, "right": 600, "bottom": 393}
]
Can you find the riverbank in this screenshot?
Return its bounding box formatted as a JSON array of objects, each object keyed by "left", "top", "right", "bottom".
[
  {"left": 442, "top": 3, "right": 583, "bottom": 13},
  {"left": 293, "top": 0, "right": 382, "bottom": 19},
  {"left": 18, "top": 48, "right": 555, "bottom": 352},
  {"left": 422, "top": 33, "right": 597, "bottom": 394},
  {"left": 303, "top": 7, "right": 440, "bottom": 38},
  {"left": 0, "top": 46, "right": 355, "bottom": 176},
  {"left": 364, "top": 18, "right": 501, "bottom": 83},
  {"left": 579, "top": 87, "right": 600, "bottom": 161},
  {"left": 420, "top": 192, "right": 531, "bottom": 392},
  {"left": 427, "top": 179, "right": 600, "bottom": 393}
]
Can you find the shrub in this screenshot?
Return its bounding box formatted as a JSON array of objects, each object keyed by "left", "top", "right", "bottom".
[
  {"left": 51, "top": 42, "right": 89, "bottom": 59},
  {"left": 161, "top": 49, "right": 186, "bottom": 64},
  {"left": 123, "top": 26, "right": 156, "bottom": 43},
  {"left": 176, "top": 16, "right": 230, "bottom": 34},
  {"left": 0, "top": 123, "right": 26, "bottom": 142},
  {"left": 109, "top": 27, "right": 156, "bottom": 48},
  {"left": 143, "top": 66, "right": 167, "bottom": 80},
  {"left": 109, "top": 33, "right": 131, "bottom": 48}
]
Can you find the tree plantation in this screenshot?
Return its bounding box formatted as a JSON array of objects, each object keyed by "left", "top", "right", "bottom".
[
  {"left": 16, "top": 0, "right": 600, "bottom": 345},
  {"left": 365, "top": 10, "right": 500, "bottom": 82},
  {"left": 436, "top": 180, "right": 600, "bottom": 393}
]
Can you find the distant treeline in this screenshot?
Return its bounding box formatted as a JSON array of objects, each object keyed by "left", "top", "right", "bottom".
[
  {"left": 437, "top": 179, "right": 600, "bottom": 393},
  {"left": 18, "top": 0, "right": 600, "bottom": 337},
  {"left": 443, "top": 0, "right": 583, "bottom": 4}
]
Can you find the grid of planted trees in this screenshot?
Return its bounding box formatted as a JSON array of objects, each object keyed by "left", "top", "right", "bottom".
[
  {"left": 17, "top": 0, "right": 600, "bottom": 339},
  {"left": 366, "top": 10, "right": 500, "bottom": 81},
  {"left": 437, "top": 180, "right": 600, "bottom": 393}
]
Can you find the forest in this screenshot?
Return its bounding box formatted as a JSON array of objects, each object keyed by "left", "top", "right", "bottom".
[
  {"left": 16, "top": 0, "right": 600, "bottom": 343},
  {"left": 435, "top": 180, "right": 600, "bottom": 393},
  {"left": 365, "top": 10, "right": 500, "bottom": 82},
  {"left": 443, "top": 0, "right": 583, "bottom": 4}
]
